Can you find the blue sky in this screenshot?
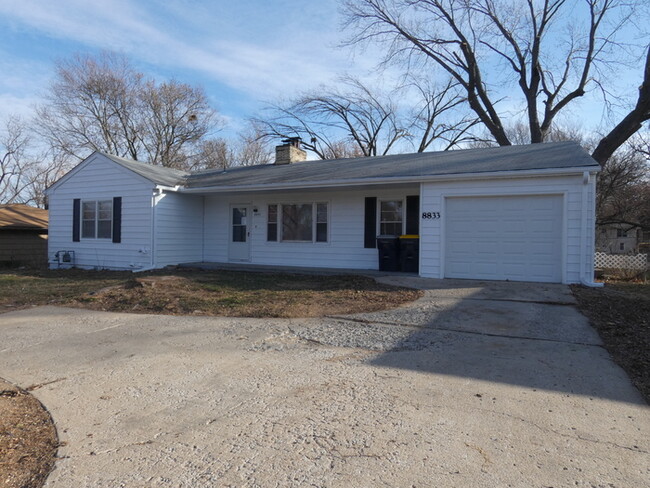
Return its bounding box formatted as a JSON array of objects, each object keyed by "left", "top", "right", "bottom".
[
  {"left": 0, "top": 0, "right": 645, "bottom": 145},
  {"left": 0, "top": 0, "right": 376, "bottom": 137}
]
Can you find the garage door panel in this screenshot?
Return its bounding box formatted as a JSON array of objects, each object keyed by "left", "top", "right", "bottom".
[
  {"left": 502, "top": 242, "right": 527, "bottom": 255},
  {"left": 475, "top": 263, "right": 499, "bottom": 275},
  {"left": 528, "top": 219, "right": 556, "bottom": 233},
  {"left": 445, "top": 195, "right": 563, "bottom": 282}
]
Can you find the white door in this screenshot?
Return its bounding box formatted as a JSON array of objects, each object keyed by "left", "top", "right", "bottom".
[
  {"left": 228, "top": 205, "right": 251, "bottom": 262},
  {"left": 444, "top": 195, "right": 563, "bottom": 282}
]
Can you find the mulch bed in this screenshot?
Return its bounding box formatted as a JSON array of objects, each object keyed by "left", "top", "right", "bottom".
[
  {"left": 571, "top": 282, "right": 650, "bottom": 403},
  {"left": 0, "top": 379, "right": 58, "bottom": 488}
]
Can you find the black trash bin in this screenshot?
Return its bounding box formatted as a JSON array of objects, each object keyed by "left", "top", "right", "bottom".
[
  {"left": 399, "top": 235, "right": 419, "bottom": 273},
  {"left": 376, "top": 235, "right": 400, "bottom": 271}
]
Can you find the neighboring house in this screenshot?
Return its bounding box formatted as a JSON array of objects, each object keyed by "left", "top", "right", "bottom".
[
  {"left": 0, "top": 204, "right": 48, "bottom": 267},
  {"left": 46, "top": 140, "right": 601, "bottom": 284},
  {"left": 596, "top": 226, "right": 646, "bottom": 254}
]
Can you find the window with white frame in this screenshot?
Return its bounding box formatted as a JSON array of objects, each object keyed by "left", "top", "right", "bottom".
[
  {"left": 267, "top": 204, "right": 278, "bottom": 241},
  {"left": 379, "top": 200, "right": 403, "bottom": 236},
  {"left": 82, "top": 200, "right": 112, "bottom": 239},
  {"left": 315, "top": 203, "right": 327, "bottom": 242},
  {"left": 267, "top": 203, "right": 328, "bottom": 242}
]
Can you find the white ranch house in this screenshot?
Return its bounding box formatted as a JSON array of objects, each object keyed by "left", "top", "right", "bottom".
[{"left": 46, "top": 140, "right": 600, "bottom": 284}]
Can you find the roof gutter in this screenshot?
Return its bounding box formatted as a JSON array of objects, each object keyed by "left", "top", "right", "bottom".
[
  {"left": 155, "top": 184, "right": 182, "bottom": 192},
  {"left": 177, "top": 165, "right": 601, "bottom": 194}
]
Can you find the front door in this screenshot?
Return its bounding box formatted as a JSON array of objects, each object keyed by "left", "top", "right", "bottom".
[{"left": 228, "top": 205, "right": 251, "bottom": 262}]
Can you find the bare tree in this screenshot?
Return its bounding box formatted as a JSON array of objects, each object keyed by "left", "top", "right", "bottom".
[
  {"left": 592, "top": 46, "right": 650, "bottom": 165},
  {"left": 188, "top": 125, "right": 274, "bottom": 171},
  {"left": 24, "top": 151, "right": 74, "bottom": 208},
  {"left": 470, "top": 120, "right": 587, "bottom": 147},
  {"left": 35, "top": 51, "right": 220, "bottom": 169},
  {"left": 255, "top": 78, "right": 407, "bottom": 158},
  {"left": 0, "top": 117, "right": 71, "bottom": 207},
  {"left": 0, "top": 117, "right": 36, "bottom": 204},
  {"left": 342, "top": 0, "right": 643, "bottom": 160},
  {"left": 408, "top": 77, "right": 480, "bottom": 151},
  {"left": 188, "top": 139, "right": 234, "bottom": 171},
  {"left": 236, "top": 125, "right": 274, "bottom": 166},
  {"left": 596, "top": 141, "right": 650, "bottom": 230},
  {"left": 255, "top": 76, "right": 476, "bottom": 158},
  {"left": 139, "top": 80, "right": 218, "bottom": 168},
  {"left": 35, "top": 52, "right": 142, "bottom": 161}
]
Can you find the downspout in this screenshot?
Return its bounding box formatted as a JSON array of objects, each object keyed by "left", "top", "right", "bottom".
[
  {"left": 135, "top": 188, "right": 159, "bottom": 273},
  {"left": 580, "top": 171, "right": 603, "bottom": 287},
  {"left": 201, "top": 195, "right": 206, "bottom": 262}
]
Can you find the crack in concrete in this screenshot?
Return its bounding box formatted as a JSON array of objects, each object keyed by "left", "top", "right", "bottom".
[
  {"left": 476, "top": 406, "right": 648, "bottom": 454},
  {"left": 324, "top": 315, "right": 603, "bottom": 347}
]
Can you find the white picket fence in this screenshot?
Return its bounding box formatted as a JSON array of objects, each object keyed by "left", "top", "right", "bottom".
[{"left": 595, "top": 252, "right": 648, "bottom": 270}]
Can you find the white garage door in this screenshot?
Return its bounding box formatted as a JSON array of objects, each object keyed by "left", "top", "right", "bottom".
[{"left": 444, "top": 195, "right": 563, "bottom": 282}]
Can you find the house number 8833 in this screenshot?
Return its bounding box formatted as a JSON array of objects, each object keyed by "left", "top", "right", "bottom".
[{"left": 421, "top": 212, "right": 441, "bottom": 219}]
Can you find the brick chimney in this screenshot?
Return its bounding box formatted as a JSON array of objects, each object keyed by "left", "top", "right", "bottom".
[{"left": 275, "top": 137, "right": 306, "bottom": 165}]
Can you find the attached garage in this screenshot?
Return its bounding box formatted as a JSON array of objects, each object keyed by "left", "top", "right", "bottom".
[
  {"left": 444, "top": 195, "right": 563, "bottom": 282},
  {"left": 418, "top": 143, "right": 600, "bottom": 285}
]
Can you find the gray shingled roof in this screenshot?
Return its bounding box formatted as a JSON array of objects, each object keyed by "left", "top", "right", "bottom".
[
  {"left": 101, "top": 152, "right": 188, "bottom": 187},
  {"left": 184, "top": 141, "right": 598, "bottom": 189},
  {"left": 101, "top": 142, "right": 598, "bottom": 190}
]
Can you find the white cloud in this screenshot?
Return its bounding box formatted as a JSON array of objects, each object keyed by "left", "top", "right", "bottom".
[
  {"left": 0, "top": 47, "right": 52, "bottom": 121},
  {"left": 0, "top": 0, "right": 361, "bottom": 102}
]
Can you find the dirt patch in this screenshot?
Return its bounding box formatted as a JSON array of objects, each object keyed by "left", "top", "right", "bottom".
[
  {"left": 0, "top": 379, "right": 58, "bottom": 488},
  {"left": 71, "top": 271, "right": 422, "bottom": 318},
  {"left": 1, "top": 269, "right": 421, "bottom": 318},
  {"left": 571, "top": 282, "right": 650, "bottom": 403}
]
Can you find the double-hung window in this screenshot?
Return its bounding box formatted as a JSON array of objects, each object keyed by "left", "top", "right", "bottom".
[
  {"left": 267, "top": 203, "right": 328, "bottom": 243},
  {"left": 82, "top": 200, "right": 112, "bottom": 239},
  {"left": 379, "top": 200, "right": 403, "bottom": 236}
]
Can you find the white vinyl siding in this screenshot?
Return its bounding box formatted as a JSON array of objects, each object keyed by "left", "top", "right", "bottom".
[
  {"left": 47, "top": 154, "right": 154, "bottom": 270},
  {"left": 153, "top": 192, "right": 203, "bottom": 267},
  {"left": 203, "top": 187, "right": 418, "bottom": 270}
]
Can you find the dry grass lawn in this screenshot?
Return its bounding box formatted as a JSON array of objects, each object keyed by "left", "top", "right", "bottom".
[
  {"left": 0, "top": 268, "right": 422, "bottom": 318},
  {"left": 571, "top": 281, "right": 650, "bottom": 403}
]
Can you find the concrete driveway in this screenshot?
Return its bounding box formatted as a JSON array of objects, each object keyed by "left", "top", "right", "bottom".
[{"left": 0, "top": 278, "right": 648, "bottom": 487}]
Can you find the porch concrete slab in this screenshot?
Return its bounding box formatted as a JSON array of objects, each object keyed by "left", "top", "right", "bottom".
[
  {"left": 0, "top": 279, "right": 648, "bottom": 487},
  {"left": 178, "top": 261, "right": 418, "bottom": 277}
]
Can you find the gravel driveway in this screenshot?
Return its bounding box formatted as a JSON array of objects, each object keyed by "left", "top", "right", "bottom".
[{"left": 0, "top": 277, "right": 648, "bottom": 487}]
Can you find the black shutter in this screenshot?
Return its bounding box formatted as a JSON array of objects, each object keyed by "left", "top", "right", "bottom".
[
  {"left": 364, "top": 197, "right": 377, "bottom": 248},
  {"left": 72, "top": 199, "right": 80, "bottom": 242},
  {"left": 112, "top": 197, "right": 122, "bottom": 243},
  {"left": 406, "top": 195, "right": 420, "bottom": 235}
]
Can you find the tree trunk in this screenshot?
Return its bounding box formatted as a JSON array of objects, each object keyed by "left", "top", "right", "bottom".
[{"left": 592, "top": 47, "right": 650, "bottom": 167}]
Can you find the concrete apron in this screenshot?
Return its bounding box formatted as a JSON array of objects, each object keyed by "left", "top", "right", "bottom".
[{"left": 0, "top": 277, "right": 648, "bottom": 488}]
